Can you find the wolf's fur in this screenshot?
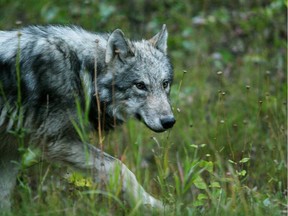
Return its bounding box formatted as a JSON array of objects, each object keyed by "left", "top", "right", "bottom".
[{"left": 0, "top": 25, "right": 175, "bottom": 212}]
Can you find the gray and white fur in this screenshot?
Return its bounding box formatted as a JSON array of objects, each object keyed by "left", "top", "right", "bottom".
[{"left": 0, "top": 24, "right": 175, "bottom": 213}]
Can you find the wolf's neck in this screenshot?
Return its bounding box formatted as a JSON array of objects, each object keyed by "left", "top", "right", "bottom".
[{"left": 56, "top": 29, "right": 108, "bottom": 66}]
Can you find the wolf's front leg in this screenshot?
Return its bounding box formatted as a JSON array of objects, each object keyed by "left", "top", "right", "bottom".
[{"left": 45, "top": 139, "right": 164, "bottom": 211}]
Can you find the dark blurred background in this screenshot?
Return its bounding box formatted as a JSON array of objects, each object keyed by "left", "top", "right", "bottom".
[{"left": 0, "top": 0, "right": 286, "bottom": 70}]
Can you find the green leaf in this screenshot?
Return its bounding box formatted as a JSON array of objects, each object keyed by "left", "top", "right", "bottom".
[
  {"left": 236, "top": 170, "right": 247, "bottom": 176},
  {"left": 22, "top": 148, "right": 40, "bottom": 167},
  {"left": 228, "top": 159, "right": 237, "bottom": 165},
  {"left": 197, "top": 193, "right": 208, "bottom": 200},
  {"left": 193, "top": 200, "right": 204, "bottom": 207},
  {"left": 210, "top": 181, "right": 221, "bottom": 188},
  {"left": 239, "top": 157, "right": 250, "bottom": 164},
  {"left": 190, "top": 144, "right": 198, "bottom": 148},
  {"left": 199, "top": 160, "right": 214, "bottom": 173},
  {"left": 66, "top": 172, "right": 92, "bottom": 187},
  {"left": 193, "top": 176, "right": 207, "bottom": 190}
]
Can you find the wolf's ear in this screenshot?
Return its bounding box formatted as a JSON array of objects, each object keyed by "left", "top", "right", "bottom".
[
  {"left": 149, "top": 24, "right": 168, "bottom": 54},
  {"left": 105, "top": 29, "right": 134, "bottom": 64}
]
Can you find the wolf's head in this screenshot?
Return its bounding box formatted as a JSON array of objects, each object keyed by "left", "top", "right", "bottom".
[{"left": 99, "top": 25, "right": 175, "bottom": 132}]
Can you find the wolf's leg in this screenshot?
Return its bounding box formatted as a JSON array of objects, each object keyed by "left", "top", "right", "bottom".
[
  {"left": 45, "top": 139, "right": 164, "bottom": 210},
  {"left": 0, "top": 144, "right": 20, "bottom": 212}
]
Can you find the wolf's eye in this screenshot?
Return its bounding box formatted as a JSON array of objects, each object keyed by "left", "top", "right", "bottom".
[
  {"left": 135, "top": 82, "right": 147, "bottom": 90},
  {"left": 162, "top": 81, "right": 169, "bottom": 89}
]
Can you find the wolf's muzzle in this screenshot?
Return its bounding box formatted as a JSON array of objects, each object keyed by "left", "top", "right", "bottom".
[{"left": 160, "top": 116, "right": 176, "bottom": 129}]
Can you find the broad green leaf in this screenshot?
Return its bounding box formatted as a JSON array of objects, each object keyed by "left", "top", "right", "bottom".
[
  {"left": 199, "top": 160, "right": 213, "bottom": 173},
  {"left": 193, "top": 176, "right": 207, "bottom": 190},
  {"left": 193, "top": 200, "right": 204, "bottom": 207},
  {"left": 22, "top": 148, "right": 40, "bottom": 167},
  {"left": 210, "top": 181, "right": 221, "bottom": 188},
  {"left": 197, "top": 193, "right": 208, "bottom": 200}
]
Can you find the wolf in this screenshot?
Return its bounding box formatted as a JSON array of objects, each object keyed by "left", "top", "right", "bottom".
[{"left": 0, "top": 24, "right": 175, "bottom": 213}]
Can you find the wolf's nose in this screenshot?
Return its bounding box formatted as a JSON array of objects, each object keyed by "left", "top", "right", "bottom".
[{"left": 160, "top": 116, "right": 176, "bottom": 129}]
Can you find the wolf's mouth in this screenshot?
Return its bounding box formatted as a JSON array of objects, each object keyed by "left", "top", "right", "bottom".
[{"left": 134, "top": 113, "right": 166, "bottom": 133}]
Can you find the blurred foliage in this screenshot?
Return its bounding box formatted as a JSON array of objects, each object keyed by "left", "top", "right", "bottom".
[
  {"left": 0, "top": 0, "right": 286, "bottom": 215},
  {"left": 0, "top": 1, "right": 286, "bottom": 85}
]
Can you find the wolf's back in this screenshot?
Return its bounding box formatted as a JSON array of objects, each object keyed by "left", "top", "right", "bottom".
[{"left": 0, "top": 27, "right": 92, "bottom": 139}]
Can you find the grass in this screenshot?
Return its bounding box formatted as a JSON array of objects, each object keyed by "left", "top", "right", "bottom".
[
  {"left": 10, "top": 57, "right": 286, "bottom": 215},
  {"left": 1, "top": 1, "right": 286, "bottom": 215}
]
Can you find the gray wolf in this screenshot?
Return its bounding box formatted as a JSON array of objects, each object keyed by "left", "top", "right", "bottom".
[{"left": 0, "top": 24, "right": 175, "bottom": 213}]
